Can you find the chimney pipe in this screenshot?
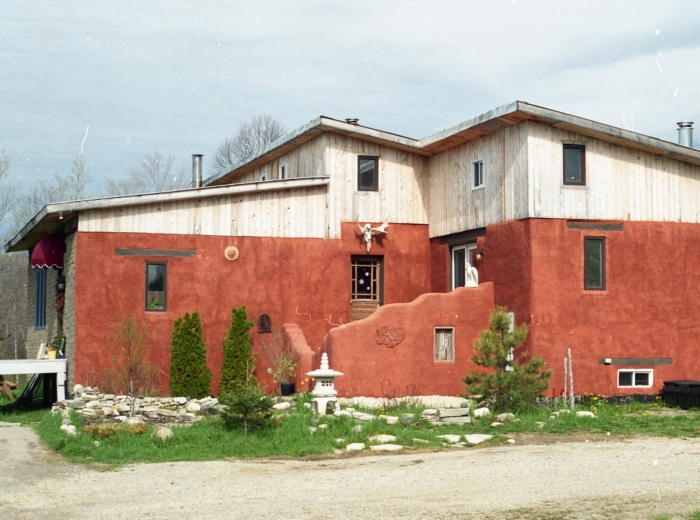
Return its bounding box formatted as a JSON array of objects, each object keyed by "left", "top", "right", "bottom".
[
  {"left": 678, "top": 121, "right": 694, "bottom": 148},
  {"left": 345, "top": 118, "right": 359, "bottom": 125},
  {"left": 192, "top": 154, "right": 203, "bottom": 188}
]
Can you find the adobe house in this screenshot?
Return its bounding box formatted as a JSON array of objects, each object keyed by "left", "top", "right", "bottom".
[{"left": 5, "top": 101, "right": 700, "bottom": 399}]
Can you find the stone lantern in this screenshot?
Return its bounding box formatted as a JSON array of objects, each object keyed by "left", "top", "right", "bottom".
[{"left": 306, "top": 352, "right": 343, "bottom": 415}]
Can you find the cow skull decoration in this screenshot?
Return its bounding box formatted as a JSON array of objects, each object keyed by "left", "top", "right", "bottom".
[{"left": 357, "top": 215, "right": 390, "bottom": 252}]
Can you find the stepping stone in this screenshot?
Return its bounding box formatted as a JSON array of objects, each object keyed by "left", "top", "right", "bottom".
[
  {"left": 496, "top": 413, "right": 515, "bottom": 422},
  {"left": 464, "top": 434, "right": 493, "bottom": 445},
  {"left": 473, "top": 407, "right": 490, "bottom": 418},
  {"left": 442, "top": 417, "right": 471, "bottom": 424},
  {"left": 370, "top": 444, "right": 403, "bottom": 452},
  {"left": 576, "top": 411, "right": 597, "bottom": 418},
  {"left": 346, "top": 443, "right": 365, "bottom": 451},
  {"left": 413, "top": 438, "right": 430, "bottom": 444},
  {"left": 369, "top": 434, "right": 396, "bottom": 443},
  {"left": 439, "top": 408, "right": 470, "bottom": 418},
  {"left": 437, "top": 434, "right": 461, "bottom": 443}
]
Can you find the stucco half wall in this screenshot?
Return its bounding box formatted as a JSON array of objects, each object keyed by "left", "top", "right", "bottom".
[{"left": 315, "top": 283, "right": 495, "bottom": 398}]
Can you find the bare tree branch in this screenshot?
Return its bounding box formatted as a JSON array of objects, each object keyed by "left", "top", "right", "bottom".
[
  {"left": 211, "top": 115, "right": 286, "bottom": 175},
  {"left": 0, "top": 149, "right": 14, "bottom": 233},
  {"left": 103, "top": 150, "right": 189, "bottom": 196}
]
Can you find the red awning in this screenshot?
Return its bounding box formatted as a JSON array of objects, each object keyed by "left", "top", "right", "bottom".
[{"left": 31, "top": 235, "right": 65, "bottom": 269}]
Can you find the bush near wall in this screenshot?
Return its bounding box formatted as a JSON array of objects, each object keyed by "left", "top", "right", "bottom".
[
  {"left": 169, "top": 312, "right": 212, "bottom": 399},
  {"left": 219, "top": 306, "right": 256, "bottom": 395}
]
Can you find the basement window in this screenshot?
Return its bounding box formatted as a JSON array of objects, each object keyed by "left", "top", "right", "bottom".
[
  {"left": 618, "top": 369, "right": 653, "bottom": 388},
  {"left": 358, "top": 156, "right": 378, "bottom": 191},
  {"left": 563, "top": 144, "right": 586, "bottom": 186},
  {"left": 145, "top": 263, "right": 167, "bottom": 311},
  {"left": 434, "top": 328, "right": 454, "bottom": 362}
]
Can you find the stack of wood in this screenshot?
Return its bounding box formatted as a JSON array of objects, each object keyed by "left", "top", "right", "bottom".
[{"left": 0, "top": 375, "right": 18, "bottom": 402}]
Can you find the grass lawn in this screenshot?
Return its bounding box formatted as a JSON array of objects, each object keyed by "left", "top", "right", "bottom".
[{"left": 2, "top": 396, "right": 700, "bottom": 468}]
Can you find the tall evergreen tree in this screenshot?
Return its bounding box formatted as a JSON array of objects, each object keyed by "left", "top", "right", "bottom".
[
  {"left": 169, "top": 312, "right": 212, "bottom": 398},
  {"left": 220, "top": 305, "right": 256, "bottom": 395}
]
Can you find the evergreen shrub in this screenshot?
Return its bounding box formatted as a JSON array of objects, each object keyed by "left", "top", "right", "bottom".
[
  {"left": 169, "top": 312, "right": 212, "bottom": 398},
  {"left": 220, "top": 305, "right": 256, "bottom": 395}
]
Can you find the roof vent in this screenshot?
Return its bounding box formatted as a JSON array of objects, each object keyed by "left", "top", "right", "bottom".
[
  {"left": 192, "top": 154, "right": 203, "bottom": 188},
  {"left": 345, "top": 118, "right": 359, "bottom": 125},
  {"left": 677, "top": 121, "right": 694, "bottom": 148}
]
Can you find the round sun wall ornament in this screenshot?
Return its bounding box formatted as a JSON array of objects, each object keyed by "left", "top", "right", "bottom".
[{"left": 224, "top": 245, "right": 240, "bottom": 262}]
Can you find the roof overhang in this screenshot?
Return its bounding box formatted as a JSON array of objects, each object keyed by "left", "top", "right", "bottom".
[
  {"left": 204, "top": 117, "right": 431, "bottom": 187},
  {"left": 3, "top": 177, "right": 330, "bottom": 253},
  {"left": 418, "top": 101, "right": 700, "bottom": 166}
]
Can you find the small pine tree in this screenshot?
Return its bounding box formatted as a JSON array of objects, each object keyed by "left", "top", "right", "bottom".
[
  {"left": 462, "top": 306, "right": 551, "bottom": 412},
  {"left": 219, "top": 362, "right": 273, "bottom": 435},
  {"left": 169, "top": 312, "right": 212, "bottom": 398},
  {"left": 219, "top": 305, "right": 256, "bottom": 395}
]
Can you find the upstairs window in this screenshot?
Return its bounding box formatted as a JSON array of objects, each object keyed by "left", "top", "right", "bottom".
[
  {"left": 563, "top": 144, "right": 586, "bottom": 186},
  {"left": 145, "top": 263, "right": 167, "bottom": 311},
  {"left": 472, "top": 160, "right": 484, "bottom": 190},
  {"left": 584, "top": 237, "right": 605, "bottom": 290},
  {"left": 358, "top": 156, "right": 378, "bottom": 191},
  {"left": 279, "top": 163, "right": 287, "bottom": 180},
  {"left": 34, "top": 268, "right": 47, "bottom": 329}
]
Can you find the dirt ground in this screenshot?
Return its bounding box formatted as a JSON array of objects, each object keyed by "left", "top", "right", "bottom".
[{"left": 1, "top": 424, "right": 700, "bottom": 519}]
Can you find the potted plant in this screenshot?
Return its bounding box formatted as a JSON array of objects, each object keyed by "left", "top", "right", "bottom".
[
  {"left": 46, "top": 336, "right": 65, "bottom": 360},
  {"left": 260, "top": 327, "right": 300, "bottom": 396}
]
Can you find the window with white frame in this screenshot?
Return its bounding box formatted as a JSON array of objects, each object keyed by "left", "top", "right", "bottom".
[
  {"left": 434, "top": 328, "right": 454, "bottom": 362},
  {"left": 451, "top": 243, "right": 477, "bottom": 289},
  {"left": 472, "top": 160, "right": 484, "bottom": 190},
  {"left": 279, "top": 163, "right": 287, "bottom": 180},
  {"left": 618, "top": 369, "right": 653, "bottom": 388}
]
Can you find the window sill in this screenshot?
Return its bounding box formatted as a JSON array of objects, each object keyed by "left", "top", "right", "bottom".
[
  {"left": 34, "top": 326, "right": 46, "bottom": 331},
  {"left": 561, "top": 185, "right": 589, "bottom": 190},
  {"left": 471, "top": 185, "right": 484, "bottom": 191}
]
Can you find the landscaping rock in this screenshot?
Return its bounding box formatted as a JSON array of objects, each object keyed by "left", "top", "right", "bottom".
[
  {"left": 63, "top": 400, "right": 85, "bottom": 409},
  {"left": 439, "top": 408, "right": 470, "bottom": 418},
  {"left": 185, "top": 402, "right": 201, "bottom": 413},
  {"left": 173, "top": 397, "right": 187, "bottom": 405},
  {"left": 318, "top": 424, "right": 328, "bottom": 429},
  {"left": 400, "top": 415, "right": 414, "bottom": 425},
  {"left": 421, "top": 409, "right": 437, "bottom": 417},
  {"left": 126, "top": 416, "right": 145, "bottom": 424},
  {"left": 369, "top": 434, "right": 397, "bottom": 443},
  {"left": 370, "top": 444, "right": 403, "bottom": 452},
  {"left": 72, "top": 384, "right": 84, "bottom": 395},
  {"left": 536, "top": 422, "right": 545, "bottom": 428},
  {"left": 346, "top": 443, "right": 365, "bottom": 451},
  {"left": 352, "top": 412, "right": 375, "bottom": 422},
  {"left": 351, "top": 425, "right": 363, "bottom": 433},
  {"left": 60, "top": 424, "right": 77, "bottom": 436},
  {"left": 201, "top": 406, "right": 218, "bottom": 416},
  {"left": 461, "top": 402, "right": 468, "bottom": 408},
  {"left": 155, "top": 427, "right": 173, "bottom": 441},
  {"left": 413, "top": 438, "right": 430, "bottom": 444},
  {"left": 156, "top": 409, "right": 178, "bottom": 417},
  {"left": 464, "top": 434, "right": 493, "bottom": 444},
  {"left": 473, "top": 407, "right": 490, "bottom": 418},
  {"left": 335, "top": 437, "right": 346, "bottom": 443},
  {"left": 385, "top": 416, "right": 399, "bottom": 425},
  {"left": 490, "top": 422, "right": 502, "bottom": 427},
  {"left": 334, "top": 410, "right": 352, "bottom": 416},
  {"left": 62, "top": 418, "right": 71, "bottom": 426},
  {"left": 496, "top": 413, "right": 515, "bottom": 422},
  {"left": 576, "top": 411, "right": 597, "bottom": 418},
  {"left": 309, "top": 427, "right": 317, "bottom": 433},
  {"left": 303, "top": 403, "right": 312, "bottom": 409},
  {"left": 441, "top": 417, "right": 471, "bottom": 424},
  {"left": 437, "top": 434, "right": 462, "bottom": 444}
]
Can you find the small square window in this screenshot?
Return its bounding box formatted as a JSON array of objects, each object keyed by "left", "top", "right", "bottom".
[
  {"left": 260, "top": 172, "right": 268, "bottom": 182},
  {"left": 358, "top": 156, "right": 378, "bottom": 191},
  {"left": 472, "top": 160, "right": 484, "bottom": 190},
  {"left": 434, "top": 328, "right": 454, "bottom": 362},
  {"left": 563, "top": 144, "right": 586, "bottom": 185},
  {"left": 279, "top": 163, "right": 287, "bottom": 180},
  {"left": 618, "top": 369, "right": 653, "bottom": 388},
  {"left": 584, "top": 237, "right": 605, "bottom": 290},
  {"left": 145, "top": 263, "right": 167, "bottom": 311}
]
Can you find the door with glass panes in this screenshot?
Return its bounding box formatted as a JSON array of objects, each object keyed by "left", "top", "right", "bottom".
[
  {"left": 451, "top": 244, "right": 477, "bottom": 290},
  {"left": 351, "top": 256, "right": 383, "bottom": 321}
]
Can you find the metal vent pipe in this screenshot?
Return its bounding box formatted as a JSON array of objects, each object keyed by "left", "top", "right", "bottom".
[
  {"left": 192, "top": 154, "right": 203, "bottom": 188},
  {"left": 345, "top": 118, "right": 359, "bottom": 125},
  {"left": 678, "top": 121, "right": 694, "bottom": 148}
]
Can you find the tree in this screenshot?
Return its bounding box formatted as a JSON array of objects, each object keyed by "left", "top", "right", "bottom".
[
  {"left": 462, "top": 307, "right": 551, "bottom": 412},
  {"left": 0, "top": 254, "right": 27, "bottom": 360},
  {"left": 219, "top": 306, "right": 256, "bottom": 395},
  {"left": 211, "top": 116, "right": 286, "bottom": 174},
  {"left": 169, "top": 312, "right": 212, "bottom": 398},
  {"left": 0, "top": 149, "right": 14, "bottom": 236},
  {"left": 103, "top": 150, "right": 189, "bottom": 196},
  {"left": 219, "top": 363, "right": 273, "bottom": 435}
]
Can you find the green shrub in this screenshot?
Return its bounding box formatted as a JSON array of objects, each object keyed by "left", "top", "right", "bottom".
[
  {"left": 219, "top": 363, "right": 274, "bottom": 435},
  {"left": 169, "top": 312, "right": 212, "bottom": 398},
  {"left": 219, "top": 305, "right": 256, "bottom": 395},
  {"left": 462, "top": 306, "right": 551, "bottom": 412}
]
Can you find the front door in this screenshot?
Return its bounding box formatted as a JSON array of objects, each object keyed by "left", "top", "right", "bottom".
[{"left": 351, "top": 256, "right": 383, "bottom": 321}]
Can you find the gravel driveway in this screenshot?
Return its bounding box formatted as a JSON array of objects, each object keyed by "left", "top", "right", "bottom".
[{"left": 1, "top": 424, "right": 700, "bottom": 519}]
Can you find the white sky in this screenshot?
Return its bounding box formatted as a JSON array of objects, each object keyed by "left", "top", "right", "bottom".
[{"left": 1, "top": 1, "right": 699, "bottom": 192}]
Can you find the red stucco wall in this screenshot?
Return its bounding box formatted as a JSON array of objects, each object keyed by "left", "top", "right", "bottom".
[
  {"left": 316, "top": 284, "right": 495, "bottom": 397},
  {"left": 72, "top": 223, "right": 436, "bottom": 394},
  {"left": 479, "top": 219, "right": 700, "bottom": 397}
]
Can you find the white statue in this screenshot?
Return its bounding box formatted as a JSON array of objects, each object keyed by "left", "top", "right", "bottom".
[
  {"left": 357, "top": 215, "right": 390, "bottom": 252},
  {"left": 465, "top": 262, "right": 479, "bottom": 287}
]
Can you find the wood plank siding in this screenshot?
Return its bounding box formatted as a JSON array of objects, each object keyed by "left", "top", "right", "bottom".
[
  {"left": 78, "top": 184, "right": 329, "bottom": 239},
  {"left": 526, "top": 121, "right": 700, "bottom": 222},
  {"left": 428, "top": 125, "right": 529, "bottom": 238}
]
